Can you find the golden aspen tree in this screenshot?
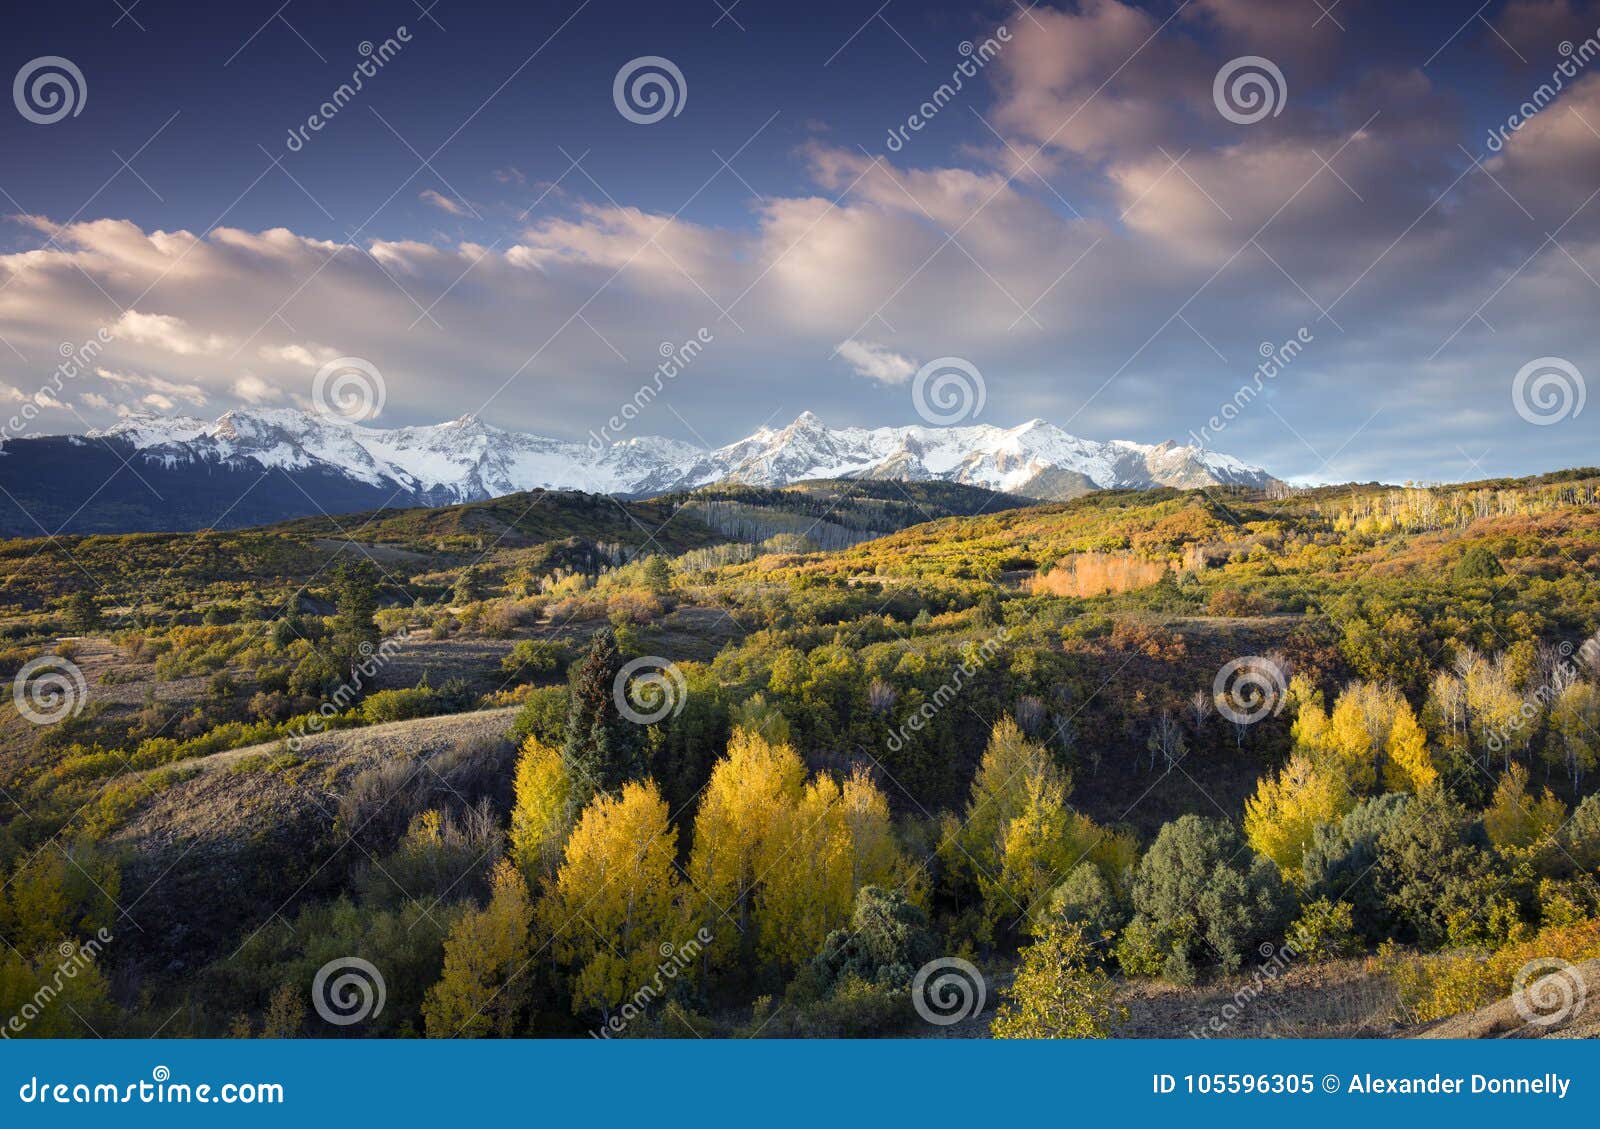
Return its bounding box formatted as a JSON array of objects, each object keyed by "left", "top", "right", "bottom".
[
  {"left": 1288, "top": 675, "right": 1333, "bottom": 756},
  {"left": 1482, "top": 763, "right": 1567, "bottom": 850},
  {"left": 541, "top": 780, "right": 681, "bottom": 1020},
  {"left": 947, "top": 718, "right": 1068, "bottom": 887},
  {"left": 1325, "top": 684, "right": 1383, "bottom": 792},
  {"left": 685, "top": 727, "right": 805, "bottom": 959},
  {"left": 988, "top": 769, "right": 1075, "bottom": 931},
  {"left": 1382, "top": 704, "right": 1436, "bottom": 793},
  {"left": 509, "top": 736, "right": 576, "bottom": 885},
  {"left": 1548, "top": 679, "right": 1600, "bottom": 789},
  {"left": 1299, "top": 681, "right": 1436, "bottom": 796},
  {"left": 839, "top": 766, "right": 911, "bottom": 898},
  {"left": 755, "top": 768, "right": 909, "bottom": 970},
  {"left": 1243, "top": 753, "right": 1353, "bottom": 875},
  {"left": 422, "top": 859, "right": 534, "bottom": 1038},
  {"left": 756, "top": 773, "right": 850, "bottom": 968}
]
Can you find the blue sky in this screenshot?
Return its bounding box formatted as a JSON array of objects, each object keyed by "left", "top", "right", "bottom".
[{"left": 2, "top": 0, "right": 1599, "bottom": 484}]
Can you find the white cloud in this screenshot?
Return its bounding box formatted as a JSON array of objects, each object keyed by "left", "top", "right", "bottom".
[
  {"left": 231, "top": 374, "right": 286, "bottom": 404},
  {"left": 836, "top": 339, "right": 917, "bottom": 384},
  {"left": 96, "top": 367, "right": 207, "bottom": 407},
  {"left": 113, "top": 311, "right": 231, "bottom": 356},
  {"left": 1, "top": 12, "right": 1597, "bottom": 488},
  {"left": 259, "top": 343, "right": 338, "bottom": 369},
  {"left": 420, "top": 189, "right": 471, "bottom": 217}
]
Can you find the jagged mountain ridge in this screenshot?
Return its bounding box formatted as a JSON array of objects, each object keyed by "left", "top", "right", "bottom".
[{"left": 67, "top": 407, "right": 1278, "bottom": 502}]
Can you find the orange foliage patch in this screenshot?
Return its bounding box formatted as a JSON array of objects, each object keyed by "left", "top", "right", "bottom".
[{"left": 1028, "top": 552, "right": 1172, "bottom": 598}]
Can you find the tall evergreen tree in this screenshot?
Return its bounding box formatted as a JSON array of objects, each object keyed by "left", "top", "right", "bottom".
[
  {"left": 329, "top": 560, "right": 380, "bottom": 679},
  {"left": 65, "top": 590, "right": 102, "bottom": 634},
  {"left": 563, "top": 628, "right": 644, "bottom": 796},
  {"left": 641, "top": 554, "right": 672, "bottom": 597}
]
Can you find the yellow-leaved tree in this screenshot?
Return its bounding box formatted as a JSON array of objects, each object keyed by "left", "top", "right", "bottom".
[
  {"left": 945, "top": 718, "right": 1066, "bottom": 888},
  {"left": 541, "top": 779, "right": 681, "bottom": 1020},
  {"left": 1294, "top": 681, "right": 1436, "bottom": 795},
  {"left": 509, "top": 736, "right": 577, "bottom": 886},
  {"left": 1243, "top": 752, "right": 1353, "bottom": 875},
  {"left": 1482, "top": 762, "right": 1567, "bottom": 851},
  {"left": 422, "top": 858, "right": 534, "bottom": 1038},
  {"left": 1382, "top": 704, "right": 1437, "bottom": 793},
  {"left": 990, "top": 923, "right": 1126, "bottom": 1039},
  {"left": 685, "top": 727, "right": 805, "bottom": 970},
  {"left": 755, "top": 766, "right": 909, "bottom": 968},
  {"left": 943, "top": 717, "right": 1132, "bottom": 937}
]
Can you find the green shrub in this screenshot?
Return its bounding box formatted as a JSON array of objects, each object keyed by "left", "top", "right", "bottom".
[
  {"left": 1287, "top": 897, "right": 1359, "bottom": 961},
  {"left": 1045, "top": 862, "right": 1127, "bottom": 947},
  {"left": 1303, "top": 792, "right": 1411, "bottom": 941},
  {"left": 360, "top": 687, "right": 440, "bottom": 725},
  {"left": 1373, "top": 789, "right": 1501, "bottom": 949},
  {"left": 1127, "top": 814, "right": 1289, "bottom": 981}
]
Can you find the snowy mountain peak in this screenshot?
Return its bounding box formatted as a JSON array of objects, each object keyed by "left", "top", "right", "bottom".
[{"left": 73, "top": 407, "right": 1280, "bottom": 504}]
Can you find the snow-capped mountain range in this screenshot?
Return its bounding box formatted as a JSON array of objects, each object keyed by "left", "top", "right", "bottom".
[{"left": 73, "top": 408, "right": 1279, "bottom": 502}]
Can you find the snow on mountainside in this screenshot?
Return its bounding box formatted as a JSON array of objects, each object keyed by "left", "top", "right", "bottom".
[{"left": 77, "top": 408, "right": 1279, "bottom": 502}]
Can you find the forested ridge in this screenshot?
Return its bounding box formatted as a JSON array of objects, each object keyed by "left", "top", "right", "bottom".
[{"left": 4, "top": 471, "right": 1600, "bottom": 1037}]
